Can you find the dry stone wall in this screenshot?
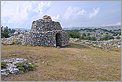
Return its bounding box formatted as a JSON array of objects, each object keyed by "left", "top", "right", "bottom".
[
  {"left": 22, "top": 15, "right": 69, "bottom": 47},
  {"left": 23, "top": 30, "right": 69, "bottom": 47}
]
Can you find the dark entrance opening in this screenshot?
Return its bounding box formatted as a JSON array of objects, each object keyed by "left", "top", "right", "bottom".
[{"left": 56, "top": 33, "right": 61, "bottom": 47}]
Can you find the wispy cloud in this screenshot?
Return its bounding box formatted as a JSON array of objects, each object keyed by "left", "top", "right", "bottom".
[
  {"left": 1, "top": 1, "right": 51, "bottom": 24},
  {"left": 52, "top": 14, "right": 60, "bottom": 21},
  {"left": 1, "top": 1, "right": 120, "bottom": 28},
  {"left": 63, "top": 6, "right": 100, "bottom": 20},
  {"left": 89, "top": 8, "right": 100, "bottom": 18},
  {"left": 77, "top": 9, "right": 87, "bottom": 16},
  {"left": 63, "top": 6, "right": 87, "bottom": 20},
  {"left": 116, "top": 22, "right": 121, "bottom": 25},
  {"left": 101, "top": 22, "right": 121, "bottom": 26}
]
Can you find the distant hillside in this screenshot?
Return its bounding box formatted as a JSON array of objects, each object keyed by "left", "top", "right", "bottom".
[
  {"left": 14, "top": 28, "right": 30, "bottom": 31},
  {"left": 100, "top": 25, "right": 121, "bottom": 31},
  {"left": 63, "top": 25, "right": 121, "bottom": 31}
]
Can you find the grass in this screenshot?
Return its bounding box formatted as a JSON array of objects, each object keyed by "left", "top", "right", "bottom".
[{"left": 1, "top": 43, "right": 121, "bottom": 81}]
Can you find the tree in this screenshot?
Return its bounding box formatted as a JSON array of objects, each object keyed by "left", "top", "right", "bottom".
[
  {"left": 90, "top": 37, "right": 97, "bottom": 41},
  {"left": 87, "top": 33, "right": 90, "bottom": 36},
  {"left": 2, "top": 26, "right": 10, "bottom": 38},
  {"left": 67, "top": 31, "right": 81, "bottom": 38},
  {"left": 80, "top": 36, "right": 97, "bottom": 41},
  {"left": 116, "top": 36, "right": 120, "bottom": 39},
  {"left": 82, "top": 33, "right": 86, "bottom": 37},
  {"left": 1, "top": 26, "right": 15, "bottom": 38}
]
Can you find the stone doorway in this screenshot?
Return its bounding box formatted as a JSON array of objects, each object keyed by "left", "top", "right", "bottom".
[{"left": 56, "top": 33, "right": 61, "bottom": 47}]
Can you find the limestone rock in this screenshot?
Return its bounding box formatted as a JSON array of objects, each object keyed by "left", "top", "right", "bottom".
[
  {"left": 42, "top": 15, "right": 52, "bottom": 22},
  {"left": 1, "top": 69, "right": 9, "bottom": 76},
  {"left": 1, "top": 58, "right": 34, "bottom": 76}
]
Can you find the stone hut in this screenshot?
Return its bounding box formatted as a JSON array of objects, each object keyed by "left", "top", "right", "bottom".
[{"left": 23, "top": 15, "right": 69, "bottom": 47}]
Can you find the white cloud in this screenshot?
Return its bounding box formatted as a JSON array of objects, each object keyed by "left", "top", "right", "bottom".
[
  {"left": 101, "top": 22, "right": 121, "bottom": 26},
  {"left": 52, "top": 14, "right": 60, "bottom": 21},
  {"left": 89, "top": 8, "right": 100, "bottom": 18},
  {"left": 1, "top": 1, "right": 120, "bottom": 28},
  {"left": 77, "top": 9, "right": 87, "bottom": 15},
  {"left": 116, "top": 22, "right": 121, "bottom": 25},
  {"left": 31, "top": 1, "right": 51, "bottom": 14},
  {"left": 2, "top": 1, "right": 31, "bottom": 23},
  {"left": 1, "top": 1, "right": 51, "bottom": 24},
  {"left": 63, "top": 6, "right": 100, "bottom": 20},
  {"left": 63, "top": 6, "right": 87, "bottom": 20}
]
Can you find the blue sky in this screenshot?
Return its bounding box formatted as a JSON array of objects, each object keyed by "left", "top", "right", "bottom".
[{"left": 1, "top": 1, "right": 121, "bottom": 29}]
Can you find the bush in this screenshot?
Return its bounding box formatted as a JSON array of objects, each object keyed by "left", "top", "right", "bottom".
[
  {"left": 116, "top": 36, "right": 120, "bottom": 39},
  {"left": 80, "top": 36, "right": 97, "bottom": 41},
  {"left": 67, "top": 31, "right": 81, "bottom": 38},
  {"left": 15, "top": 62, "right": 25, "bottom": 72},
  {"left": 82, "top": 33, "right": 86, "bottom": 37},
  {"left": 1, "top": 26, "right": 15, "bottom": 38},
  {"left": 90, "top": 37, "right": 97, "bottom": 41},
  {"left": 27, "top": 64, "right": 35, "bottom": 71},
  {"left": 100, "top": 35, "right": 114, "bottom": 40},
  {"left": 113, "top": 32, "right": 121, "bottom": 36},
  {"left": 15, "top": 62, "right": 36, "bottom": 72},
  {"left": 1, "top": 62, "right": 7, "bottom": 69}
]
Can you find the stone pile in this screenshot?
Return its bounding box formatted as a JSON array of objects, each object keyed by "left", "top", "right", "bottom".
[
  {"left": 1, "top": 58, "right": 33, "bottom": 76},
  {"left": 42, "top": 15, "right": 52, "bottom": 22},
  {"left": 80, "top": 39, "right": 121, "bottom": 49},
  {"left": 1, "top": 32, "right": 25, "bottom": 45},
  {"left": 1, "top": 58, "right": 27, "bottom": 75},
  {"left": 1, "top": 38, "right": 13, "bottom": 45}
]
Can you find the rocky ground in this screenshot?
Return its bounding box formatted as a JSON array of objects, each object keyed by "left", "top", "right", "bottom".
[
  {"left": 1, "top": 43, "right": 121, "bottom": 81},
  {"left": 1, "top": 58, "right": 36, "bottom": 76},
  {"left": 69, "top": 38, "right": 121, "bottom": 49}
]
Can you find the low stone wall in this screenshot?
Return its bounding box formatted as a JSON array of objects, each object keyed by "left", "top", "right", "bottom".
[{"left": 22, "top": 30, "right": 69, "bottom": 47}]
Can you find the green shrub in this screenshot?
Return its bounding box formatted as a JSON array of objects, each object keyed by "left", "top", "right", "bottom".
[
  {"left": 1, "top": 26, "right": 15, "bottom": 38},
  {"left": 90, "top": 37, "right": 97, "bottom": 41},
  {"left": 15, "top": 62, "right": 25, "bottom": 72},
  {"left": 1, "top": 62, "right": 7, "bottom": 69},
  {"left": 15, "top": 62, "right": 36, "bottom": 72},
  {"left": 67, "top": 31, "right": 81, "bottom": 38},
  {"left": 17, "top": 66, "right": 25, "bottom": 72},
  {"left": 100, "top": 35, "right": 114, "bottom": 40},
  {"left": 27, "top": 64, "right": 35, "bottom": 71},
  {"left": 80, "top": 36, "right": 97, "bottom": 41}
]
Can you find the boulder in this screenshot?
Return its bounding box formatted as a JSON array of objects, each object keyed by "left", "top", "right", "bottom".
[{"left": 42, "top": 15, "right": 52, "bottom": 22}]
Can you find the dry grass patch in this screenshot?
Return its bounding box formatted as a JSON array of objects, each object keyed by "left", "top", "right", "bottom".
[{"left": 1, "top": 43, "right": 121, "bottom": 81}]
